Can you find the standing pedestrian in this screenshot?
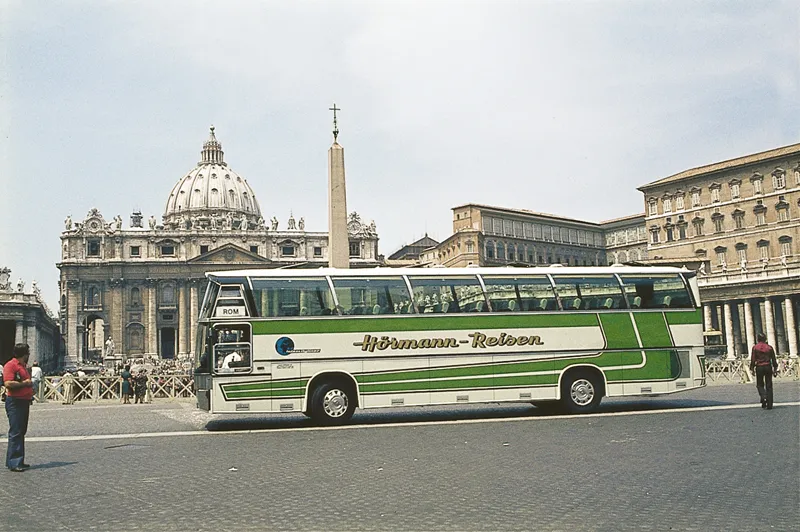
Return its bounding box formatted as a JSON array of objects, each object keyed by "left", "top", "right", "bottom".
[
  {"left": 750, "top": 333, "right": 779, "bottom": 410},
  {"left": 134, "top": 370, "right": 147, "bottom": 404},
  {"left": 3, "top": 343, "right": 34, "bottom": 472},
  {"left": 30, "top": 362, "right": 43, "bottom": 402},
  {"left": 120, "top": 365, "right": 132, "bottom": 404}
]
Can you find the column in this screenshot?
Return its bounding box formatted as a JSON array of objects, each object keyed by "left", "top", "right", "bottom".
[
  {"left": 785, "top": 296, "right": 798, "bottom": 358},
  {"left": 111, "top": 280, "right": 124, "bottom": 352},
  {"left": 764, "top": 298, "right": 777, "bottom": 354},
  {"left": 724, "top": 302, "right": 736, "bottom": 360},
  {"left": 26, "top": 322, "right": 38, "bottom": 364},
  {"left": 15, "top": 320, "right": 25, "bottom": 344},
  {"left": 189, "top": 282, "right": 199, "bottom": 355},
  {"left": 76, "top": 324, "right": 85, "bottom": 364},
  {"left": 148, "top": 280, "right": 158, "bottom": 356},
  {"left": 703, "top": 304, "right": 713, "bottom": 332},
  {"left": 743, "top": 299, "right": 756, "bottom": 358},
  {"left": 65, "top": 279, "right": 81, "bottom": 367},
  {"left": 178, "top": 283, "right": 188, "bottom": 356}
]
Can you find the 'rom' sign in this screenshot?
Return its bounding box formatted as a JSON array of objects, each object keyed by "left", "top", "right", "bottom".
[{"left": 216, "top": 306, "right": 247, "bottom": 318}]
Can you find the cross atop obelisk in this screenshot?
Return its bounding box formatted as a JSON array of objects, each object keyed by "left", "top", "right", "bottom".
[
  {"left": 328, "top": 103, "right": 349, "bottom": 268},
  {"left": 329, "top": 103, "right": 341, "bottom": 142}
]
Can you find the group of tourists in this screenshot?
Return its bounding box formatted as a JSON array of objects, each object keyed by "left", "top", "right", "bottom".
[{"left": 119, "top": 365, "right": 149, "bottom": 404}]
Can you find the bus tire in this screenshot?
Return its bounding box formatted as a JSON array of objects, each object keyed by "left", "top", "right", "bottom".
[
  {"left": 310, "top": 380, "right": 356, "bottom": 425},
  {"left": 560, "top": 370, "right": 602, "bottom": 414}
]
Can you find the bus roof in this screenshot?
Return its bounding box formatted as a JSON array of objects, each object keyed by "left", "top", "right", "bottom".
[{"left": 206, "top": 265, "right": 690, "bottom": 282}]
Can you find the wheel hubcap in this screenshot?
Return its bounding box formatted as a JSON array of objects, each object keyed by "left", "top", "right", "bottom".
[
  {"left": 570, "top": 379, "right": 595, "bottom": 406},
  {"left": 322, "top": 389, "right": 348, "bottom": 418}
]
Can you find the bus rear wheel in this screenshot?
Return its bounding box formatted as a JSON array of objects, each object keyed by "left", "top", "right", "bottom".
[
  {"left": 560, "top": 370, "right": 602, "bottom": 414},
  {"left": 310, "top": 381, "right": 356, "bottom": 425}
]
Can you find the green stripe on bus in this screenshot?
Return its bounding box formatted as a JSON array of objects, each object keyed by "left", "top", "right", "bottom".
[
  {"left": 633, "top": 313, "right": 673, "bottom": 348},
  {"left": 252, "top": 313, "right": 599, "bottom": 335},
  {"left": 603, "top": 350, "right": 680, "bottom": 381},
  {"left": 360, "top": 373, "right": 558, "bottom": 393},
  {"left": 665, "top": 308, "right": 702, "bottom": 325},
  {"left": 598, "top": 314, "right": 639, "bottom": 350}
]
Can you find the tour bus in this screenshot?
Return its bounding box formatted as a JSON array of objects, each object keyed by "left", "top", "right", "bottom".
[{"left": 193, "top": 266, "right": 706, "bottom": 424}]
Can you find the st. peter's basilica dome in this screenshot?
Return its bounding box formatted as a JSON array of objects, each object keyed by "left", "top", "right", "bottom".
[{"left": 163, "top": 127, "right": 262, "bottom": 229}]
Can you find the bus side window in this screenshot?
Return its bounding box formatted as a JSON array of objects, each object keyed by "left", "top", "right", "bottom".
[
  {"left": 551, "top": 275, "right": 625, "bottom": 311},
  {"left": 619, "top": 275, "right": 693, "bottom": 310}
]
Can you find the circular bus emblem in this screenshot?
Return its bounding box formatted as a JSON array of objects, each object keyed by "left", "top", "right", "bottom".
[{"left": 276, "top": 337, "right": 295, "bottom": 356}]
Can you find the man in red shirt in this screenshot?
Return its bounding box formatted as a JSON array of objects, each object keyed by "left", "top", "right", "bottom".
[
  {"left": 3, "top": 343, "right": 34, "bottom": 472},
  {"left": 749, "top": 333, "right": 779, "bottom": 410}
]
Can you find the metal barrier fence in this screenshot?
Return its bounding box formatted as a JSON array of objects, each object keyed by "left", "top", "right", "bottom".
[
  {"left": 1, "top": 374, "right": 195, "bottom": 404},
  {"left": 704, "top": 357, "right": 800, "bottom": 384}
]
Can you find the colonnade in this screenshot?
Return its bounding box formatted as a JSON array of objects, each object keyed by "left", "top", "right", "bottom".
[{"left": 703, "top": 295, "right": 799, "bottom": 359}]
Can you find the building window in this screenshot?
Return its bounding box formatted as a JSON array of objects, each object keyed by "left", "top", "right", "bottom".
[
  {"left": 665, "top": 226, "right": 674, "bottom": 242},
  {"left": 130, "top": 245, "right": 141, "bottom": 257},
  {"left": 759, "top": 242, "right": 770, "bottom": 261},
  {"left": 778, "top": 207, "right": 789, "bottom": 222},
  {"left": 675, "top": 195, "right": 685, "bottom": 210},
  {"left": 281, "top": 245, "right": 296, "bottom": 257},
  {"left": 736, "top": 245, "right": 747, "bottom": 264},
  {"left": 86, "top": 286, "right": 100, "bottom": 307},
  {"left": 200, "top": 245, "right": 209, "bottom": 254},
  {"left": 250, "top": 245, "right": 259, "bottom": 254},
  {"left": 497, "top": 242, "right": 506, "bottom": 260},
  {"left": 691, "top": 190, "right": 701, "bottom": 207},
  {"left": 773, "top": 171, "right": 786, "bottom": 190},
  {"left": 161, "top": 284, "right": 175, "bottom": 306},
  {"left": 131, "top": 287, "right": 141, "bottom": 307},
  {"left": 678, "top": 225, "right": 687, "bottom": 239},
  {"left": 731, "top": 183, "right": 740, "bottom": 198},
  {"left": 711, "top": 188, "right": 720, "bottom": 203},
  {"left": 753, "top": 179, "right": 763, "bottom": 194},
  {"left": 650, "top": 228, "right": 660, "bottom": 244},
  {"left": 713, "top": 217, "right": 724, "bottom": 233},
  {"left": 349, "top": 241, "right": 361, "bottom": 258},
  {"left": 756, "top": 211, "right": 766, "bottom": 226},
  {"left": 313, "top": 246, "right": 322, "bottom": 257},
  {"left": 663, "top": 198, "right": 672, "bottom": 213},
  {"left": 648, "top": 199, "right": 658, "bottom": 216},
  {"left": 87, "top": 240, "right": 101, "bottom": 257},
  {"left": 466, "top": 242, "right": 474, "bottom": 253},
  {"left": 161, "top": 245, "right": 175, "bottom": 256},
  {"left": 780, "top": 238, "right": 792, "bottom": 257},
  {"left": 692, "top": 219, "right": 704, "bottom": 236},
  {"left": 716, "top": 249, "right": 727, "bottom": 267},
  {"left": 733, "top": 212, "right": 744, "bottom": 229}
]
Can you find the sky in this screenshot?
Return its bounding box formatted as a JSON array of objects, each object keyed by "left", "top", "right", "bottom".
[{"left": 1, "top": 0, "right": 799, "bottom": 310}]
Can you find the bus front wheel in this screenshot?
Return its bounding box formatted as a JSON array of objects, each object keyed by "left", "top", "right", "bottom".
[
  {"left": 560, "top": 370, "right": 602, "bottom": 414},
  {"left": 310, "top": 381, "right": 356, "bottom": 425}
]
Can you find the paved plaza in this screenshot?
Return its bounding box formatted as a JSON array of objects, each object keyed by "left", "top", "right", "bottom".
[{"left": 1, "top": 382, "right": 798, "bottom": 531}]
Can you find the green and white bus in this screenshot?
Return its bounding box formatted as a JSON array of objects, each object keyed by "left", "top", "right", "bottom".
[{"left": 193, "top": 266, "right": 706, "bottom": 423}]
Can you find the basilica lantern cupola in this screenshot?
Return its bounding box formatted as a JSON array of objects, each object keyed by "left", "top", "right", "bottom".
[{"left": 162, "top": 126, "right": 262, "bottom": 230}]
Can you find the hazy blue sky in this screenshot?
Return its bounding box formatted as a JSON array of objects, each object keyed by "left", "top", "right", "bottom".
[{"left": 1, "top": 0, "right": 798, "bottom": 309}]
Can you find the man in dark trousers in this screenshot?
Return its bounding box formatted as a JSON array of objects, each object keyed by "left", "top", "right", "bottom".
[
  {"left": 3, "top": 343, "right": 35, "bottom": 471},
  {"left": 750, "top": 333, "right": 778, "bottom": 410}
]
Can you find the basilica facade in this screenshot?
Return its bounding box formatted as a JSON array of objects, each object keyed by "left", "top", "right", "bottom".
[{"left": 57, "top": 128, "right": 380, "bottom": 367}]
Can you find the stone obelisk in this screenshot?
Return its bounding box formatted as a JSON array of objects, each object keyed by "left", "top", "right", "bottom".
[{"left": 328, "top": 103, "right": 349, "bottom": 268}]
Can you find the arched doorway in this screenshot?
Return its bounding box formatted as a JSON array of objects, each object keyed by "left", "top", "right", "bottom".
[{"left": 83, "top": 315, "right": 105, "bottom": 364}]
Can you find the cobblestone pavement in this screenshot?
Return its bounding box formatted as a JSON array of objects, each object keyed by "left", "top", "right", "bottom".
[{"left": 1, "top": 382, "right": 798, "bottom": 531}]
